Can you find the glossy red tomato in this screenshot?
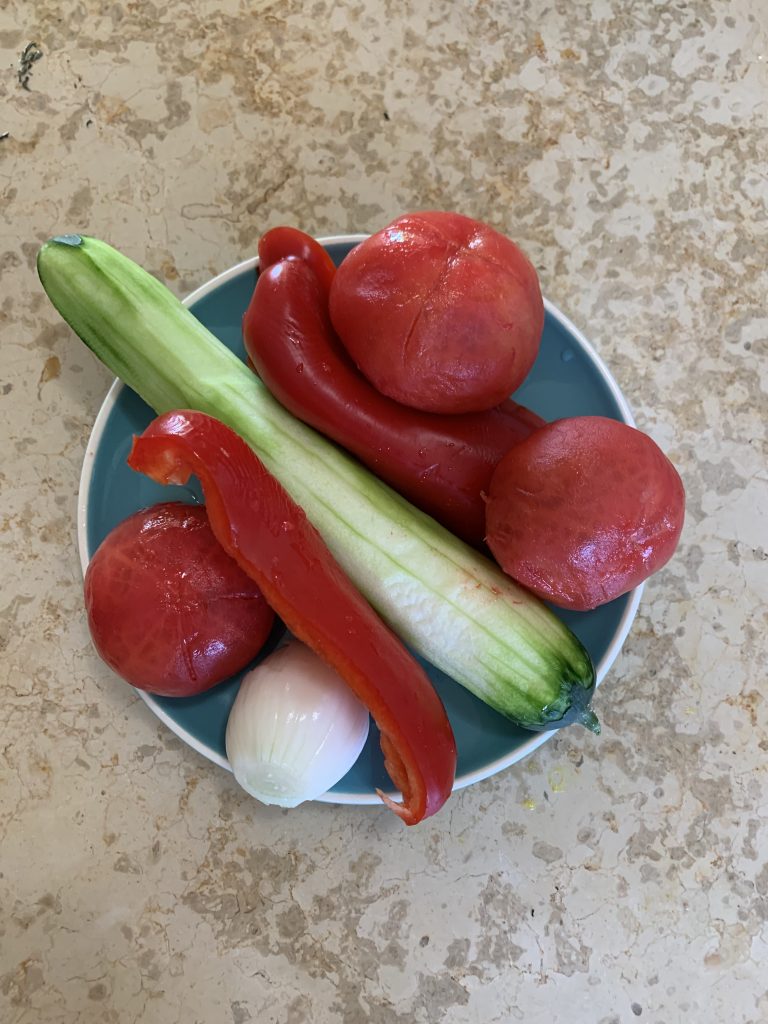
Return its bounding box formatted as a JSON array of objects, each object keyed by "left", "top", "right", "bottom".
[
  {"left": 328, "top": 211, "right": 544, "bottom": 414},
  {"left": 485, "top": 417, "right": 685, "bottom": 610},
  {"left": 84, "top": 502, "right": 275, "bottom": 695}
]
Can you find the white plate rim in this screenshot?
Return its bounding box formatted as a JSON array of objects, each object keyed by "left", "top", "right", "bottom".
[{"left": 77, "top": 234, "right": 643, "bottom": 805}]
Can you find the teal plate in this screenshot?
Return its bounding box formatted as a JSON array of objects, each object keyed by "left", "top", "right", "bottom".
[{"left": 78, "top": 235, "right": 642, "bottom": 805}]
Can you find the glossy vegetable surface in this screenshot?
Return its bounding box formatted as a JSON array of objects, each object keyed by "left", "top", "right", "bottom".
[
  {"left": 486, "top": 416, "right": 686, "bottom": 610},
  {"left": 84, "top": 502, "right": 274, "bottom": 695},
  {"left": 329, "top": 211, "right": 545, "bottom": 414},
  {"left": 257, "top": 225, "right": 337, "bottom": 298},
  {"left": 244, "top": 243, "right": 545, "bottom": 547},
  {"left": 128, "top": 410, "right": 457, "bottom": 824},
  {"left": 38, "top": 235, "right": 598, "bottom": 737}
]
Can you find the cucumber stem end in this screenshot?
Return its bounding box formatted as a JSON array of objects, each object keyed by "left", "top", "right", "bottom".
[{"left": 578, "top": 708, "right": 601, "bottom": 734}]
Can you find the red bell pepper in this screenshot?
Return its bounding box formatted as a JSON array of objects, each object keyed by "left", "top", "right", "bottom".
[
  {"left": 128, "top": 410, "right": 457, "bottom": 824},
  {"left": 258, "top": 226, "right": 337, "bottom": 298},
  {"left": 243, "top": 231, "right": 545, "bottom": 547}
]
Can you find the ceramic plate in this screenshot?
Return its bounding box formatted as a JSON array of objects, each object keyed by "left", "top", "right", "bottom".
[{"left": 78, "top": 234, "right": 642, "bottom": 805}]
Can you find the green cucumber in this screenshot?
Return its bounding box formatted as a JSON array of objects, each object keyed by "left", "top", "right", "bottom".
[{"left": 38, "top": 234, "right": 598, "bottom": 732}]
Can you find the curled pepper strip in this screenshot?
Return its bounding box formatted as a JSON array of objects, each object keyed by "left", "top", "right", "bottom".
[
  {"left": 128, "top": 410, "right": 457, "bottom": 824},
  {"left": 244, "top": 230, "right": 545, "bottom": 547}
]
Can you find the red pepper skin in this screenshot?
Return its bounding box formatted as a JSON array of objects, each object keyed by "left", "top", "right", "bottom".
[
  {"left": 128, "top": 410, "right": 457, "bottom": 825},
  {"left": 243, "top": 254, "right": 545, "bottom": 547},
  {"left": 258, "top": 226, "right": 337, "bottom": 299}
]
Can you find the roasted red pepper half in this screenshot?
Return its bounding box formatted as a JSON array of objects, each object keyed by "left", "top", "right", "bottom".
[
  {"left": 243, "top": 231, "right": 545, "bottom": 547},
  {"left": 128, "top": 410, "right": 457, "bottom": 825}
]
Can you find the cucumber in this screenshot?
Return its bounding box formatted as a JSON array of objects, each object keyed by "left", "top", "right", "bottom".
[{"left": 38, "top": 235, "right": 598, "bottom": 732}]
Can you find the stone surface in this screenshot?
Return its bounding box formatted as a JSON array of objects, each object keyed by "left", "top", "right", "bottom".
[{"left": 1, "top": 1, "right": 766, "bottom": 1021}]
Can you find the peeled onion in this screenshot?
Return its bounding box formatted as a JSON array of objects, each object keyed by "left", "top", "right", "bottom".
[{"left": 225, "top": 641, "right": 370, "bottom": 807}]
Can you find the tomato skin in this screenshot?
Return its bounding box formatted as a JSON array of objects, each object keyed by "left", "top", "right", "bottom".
[
  {"left": 328, "top": 211, "right": 544, "bottom": 414},
  {"left": 84, "top": 502, "right": 275, "bottom": 696},
  {"left": 485, "top": 417, "right": 685, "bottom": 611},
  {"left": 243, "top": 253, "right": 545, "bottom": 547},
  {"left": 128, "top": 412, "right": 457, "bottom": 825}
]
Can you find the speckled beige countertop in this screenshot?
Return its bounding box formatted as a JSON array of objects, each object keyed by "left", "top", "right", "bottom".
[{"left": 1, "top": 1, "right": 766, "bottom": 1022}]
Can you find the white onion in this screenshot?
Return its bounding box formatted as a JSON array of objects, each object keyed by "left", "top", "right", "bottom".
[{"left": 225, "top": 641, "right": 370, "bottom": 807}]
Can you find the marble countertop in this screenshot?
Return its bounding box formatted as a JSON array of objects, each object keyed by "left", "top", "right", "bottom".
[{"left": 1, "top": 1, "right": 766, "bottom": 1021}]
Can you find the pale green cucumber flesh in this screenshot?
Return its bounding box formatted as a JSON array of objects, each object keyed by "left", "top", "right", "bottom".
[{"left": 37, "top": 235, "right": 598, "bottom": 733}]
